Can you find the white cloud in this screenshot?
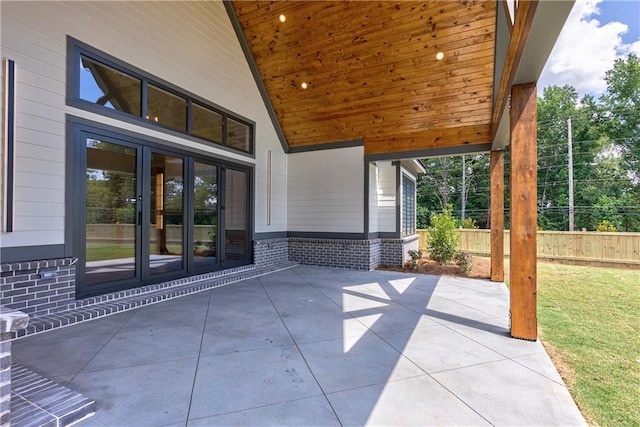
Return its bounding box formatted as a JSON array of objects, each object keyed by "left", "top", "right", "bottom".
[{"left": 538, "top": 0, "right": 639, "bottom": 96}]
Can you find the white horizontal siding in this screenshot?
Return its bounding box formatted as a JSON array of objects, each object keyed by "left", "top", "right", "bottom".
[
  {"left": 15, "top": 156, "right": 65, "bottom": 180},
  {"left": 377, "top": 161, "right": 397, "bottom": 233},
  {"left": 1, "top": 1, "right": 286, "bottom": 250},
  {"left": 16, "top": 172, "right": 65, "bottom": 190},
  {"left": 16, "top": 202, "right": 64, "bottom": 218},
  {"left": 288, "top": 146, "right": 364, "bottom": 234},
  {"left": 17, "top": 143, "right": 65, "bottom": 165},
  {"left": 15, "top": 216, "right": 64, "bottom": 232},
  {"left": 255, "top": 148, "right": 287, "bottom": 234},
  {"left": 15, "top": 187, "right": 64, "bottom": 204},
  {"left": 369, "top": 163, "right": 379, "bottom": 233},
  {"left": 0, "top": 230, "right": 63, "bottom": 247}
]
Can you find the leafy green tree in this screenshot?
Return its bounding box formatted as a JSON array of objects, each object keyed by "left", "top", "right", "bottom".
[
  {"left": 601, "top": 54, "right": 640, "bottom": 174},
  {"left": 426, "top": 205, "right": 460, "bottom": 264},
  {"left": 417, "top": 56, "right": 640, "bottom": 232},
  {"left": 536, "top": 85, "right": 604, "bottom": 230},
  {"left": 418, "top": 157, "right": 457, "bottom": 213},
  {"left": 418, "top": 154, "right": 491, "bottom": 229}
]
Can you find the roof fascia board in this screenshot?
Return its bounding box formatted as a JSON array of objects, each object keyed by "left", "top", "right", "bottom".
[{"left": 492, "top": 0, "right": 575, "bottom": 150}]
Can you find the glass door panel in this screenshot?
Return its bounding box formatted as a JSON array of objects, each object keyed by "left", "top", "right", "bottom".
[
  {"left": 85, "top": 139, "right": 137, "bottom": 286},
  {"left": 193, "top": 162, "right": 218, "bottom": 269},
  {"left": 224, "top": 168, "right": 248, "bottom": 263},
  {"left": 149, "top": 153, "right": 184, "bottom": 275}
]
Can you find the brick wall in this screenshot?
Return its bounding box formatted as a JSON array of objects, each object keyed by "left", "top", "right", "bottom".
[
  {"left": 253, "top": 239, "right": 289, "bottom": 267},
  {"left": 379, "top": 239, "right": 404, "bottom": 267},
  {"left": 401, "top": 236, "right": 420, "bottom": 265},
  {"left": 0, "top": 259, "right": 76, "bottom": 316},
  {"left": 256, "top": 237, "right": 418, "bottom": 271},
  {"left": 0, "top": 238, "right": 416, "bottom": 319},
  {"left": 0, "top": 332, "right": 10, "bottom": 426},
  {"left": 378, "top": 235, "right": 420, "bottom": 267},
  {"left": 369, "top": 240, "right": 381, "bottom": 270},
  {"left": 0, "top": 307, "right": 29, "bottom": 426},
  {"left": 288, "top": 238, "right": 374, "bottom": 270}
]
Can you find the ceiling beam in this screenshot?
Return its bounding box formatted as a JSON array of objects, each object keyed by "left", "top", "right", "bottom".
[
  {"left": 491, "top": 0, "right": 538, "bottom": 141},
  {"left": 364, "top": 124, "right": 491, "bottom": 156},
  {"left": 492, "top": 0, "right": 575, "bottom": 150}
]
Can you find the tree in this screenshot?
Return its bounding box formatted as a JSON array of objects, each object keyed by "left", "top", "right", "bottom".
[
  {"left": 417, "top": 154, "right": 491, "bottom": 228},
  {"left": 416, "top": 57, "right": 640, "bottom": 232},
  {"left": 536, "top": 85, "right": 611, "bottom": 230},
  {"left": 418, "top": 156, "right": 457, "bottom": 212},
  {"left": 426, "top": 206, "right": 459, "bottom": 264},
  {"left": 601, "top": 54, "right": 640, "bottom": 188}
]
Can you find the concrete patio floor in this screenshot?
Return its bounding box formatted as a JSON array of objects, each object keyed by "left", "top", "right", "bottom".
[{"left": 12, "top": 266, "right": 586, "bottom": 426}]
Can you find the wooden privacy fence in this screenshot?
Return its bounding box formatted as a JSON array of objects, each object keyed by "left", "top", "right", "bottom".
[
  {"left": 86, "top": 224, "right": 213, "bottom": 244},
  {"left": 417, "top": 229, "right": 640, "bottom": 268}
]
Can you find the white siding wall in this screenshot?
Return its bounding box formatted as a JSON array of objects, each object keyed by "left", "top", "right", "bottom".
[
  {"left": 288, "top": 146, "right": 364, "bottom": 233},
  {"left": 0, "top": 1, "right": 286, "bottom": 249},
  {"left": 376, "top": 161, "right": 397, "bottom": 233},
  {"left": 368, "top": 163, "right": 379, "bottom": 233}
]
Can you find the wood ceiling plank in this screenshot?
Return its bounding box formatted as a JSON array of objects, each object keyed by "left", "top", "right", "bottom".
[
  {"left": 283, "top": 108, "right": 492, "bottom": 135},
  {"left": 266, "top": 60, "right": 494, "bottom": 95},
  {"left": 286, "top": 122, "right": 493, "bottom": 149},
  {"left": 271, "top": 74, "right": 495, "bottom": 109},
  {"left": 281, "top": 95, "right": 492, "bottom": 121},
  {"left": 237, "top": 1, "right": 486, "bottom": 35},
  {"left": 292, "top": 87, "right": 494, "bottom": 117},
  {"left": 244, "top": 12, "right": 494, "bottom": 61},
  {"left": 231, "top": 0, "right": 498, "bottom": 150},
  {"left": 260, "top": 42, "right": 495, "bottom": 82},
  {"left": 249, "top": 20, "right": 495, "bottom": 66},
  {"left": 243, "top": 9, "right": 494, "bottom": 50},
  {"left": 364, "top": 124, "right": 492, "bottom": 155}
]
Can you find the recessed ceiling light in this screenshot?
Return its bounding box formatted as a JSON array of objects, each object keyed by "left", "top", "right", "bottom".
[
  {"left": 436, "top": 51, "right": 445, "bottom": 61},
  {"left": 301, "top": 82, "right": 308, "bottom": 89},
  {"left": 279, "top": 14, "right": 286, "bottom": 23}
]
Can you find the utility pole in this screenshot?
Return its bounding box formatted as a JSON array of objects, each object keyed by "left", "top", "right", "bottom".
[
  {"left": 461, "top": 155, "right": 466, "bottom": 221},
  {"left": 568, "top": 117, "right": 574, "bottom": 231}
]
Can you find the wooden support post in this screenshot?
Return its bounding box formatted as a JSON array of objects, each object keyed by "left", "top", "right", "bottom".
[
  {"left": 509, "top": 82, "right": 537, "bottom": 341},
  {"left": 490, "top": 150, "right": 504, "bottom": 282}
]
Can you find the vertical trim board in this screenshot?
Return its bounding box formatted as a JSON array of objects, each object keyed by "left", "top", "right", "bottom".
[{"left": 3, "top": 59, "right": 16, "bottom": 233}]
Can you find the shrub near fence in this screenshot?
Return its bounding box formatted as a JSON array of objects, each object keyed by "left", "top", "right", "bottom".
[{"left": 417, "top": 229, "right": 640, "bottom": 268}]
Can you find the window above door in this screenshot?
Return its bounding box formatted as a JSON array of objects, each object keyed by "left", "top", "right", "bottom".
[{"left": 67, "top": 36, "right": 255, "bottom": 157}]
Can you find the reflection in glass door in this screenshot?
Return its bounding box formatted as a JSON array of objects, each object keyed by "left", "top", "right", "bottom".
[
  {"left": 193, "top": 162, "right": 217, "bottom": 269},
  {"left": 149, "top": 153, "right": 184, "bottom": 275},
  {"left": 224, "top": 168, "right": 248, "bottom": 263},
  {"left": 85, "top": 139, "right": 138, "bottom": 286},
  {"left": 78, "top": 126, "right": 251, "bottom": 296}
]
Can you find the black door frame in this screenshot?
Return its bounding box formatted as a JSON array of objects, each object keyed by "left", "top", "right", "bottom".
[{"left": 68, "top": 118, "right": 253, "bottom": 298}]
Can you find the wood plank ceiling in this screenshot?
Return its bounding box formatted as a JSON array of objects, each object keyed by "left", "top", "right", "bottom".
[{"left": 232, "top": 1, "right": 496, "bottom": 155}]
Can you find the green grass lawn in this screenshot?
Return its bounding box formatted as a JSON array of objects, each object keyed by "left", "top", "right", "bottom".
[
  {"left": 86, "top": 243, "right": 135, "bottom": 262},
  {"left": 86, "top": 243, "right": 183, "bottom": 261},
  {"left": 535, "top": 262, "right": 640, "bottom": 426}
]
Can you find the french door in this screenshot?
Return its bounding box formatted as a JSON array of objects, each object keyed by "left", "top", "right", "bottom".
[{"left": 77, "top": 132, "right": 250, "bottom": 298}]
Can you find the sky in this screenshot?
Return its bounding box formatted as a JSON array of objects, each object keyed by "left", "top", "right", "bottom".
[{"left": 538, "top": 0, "right": 640, "bottom": 98}]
